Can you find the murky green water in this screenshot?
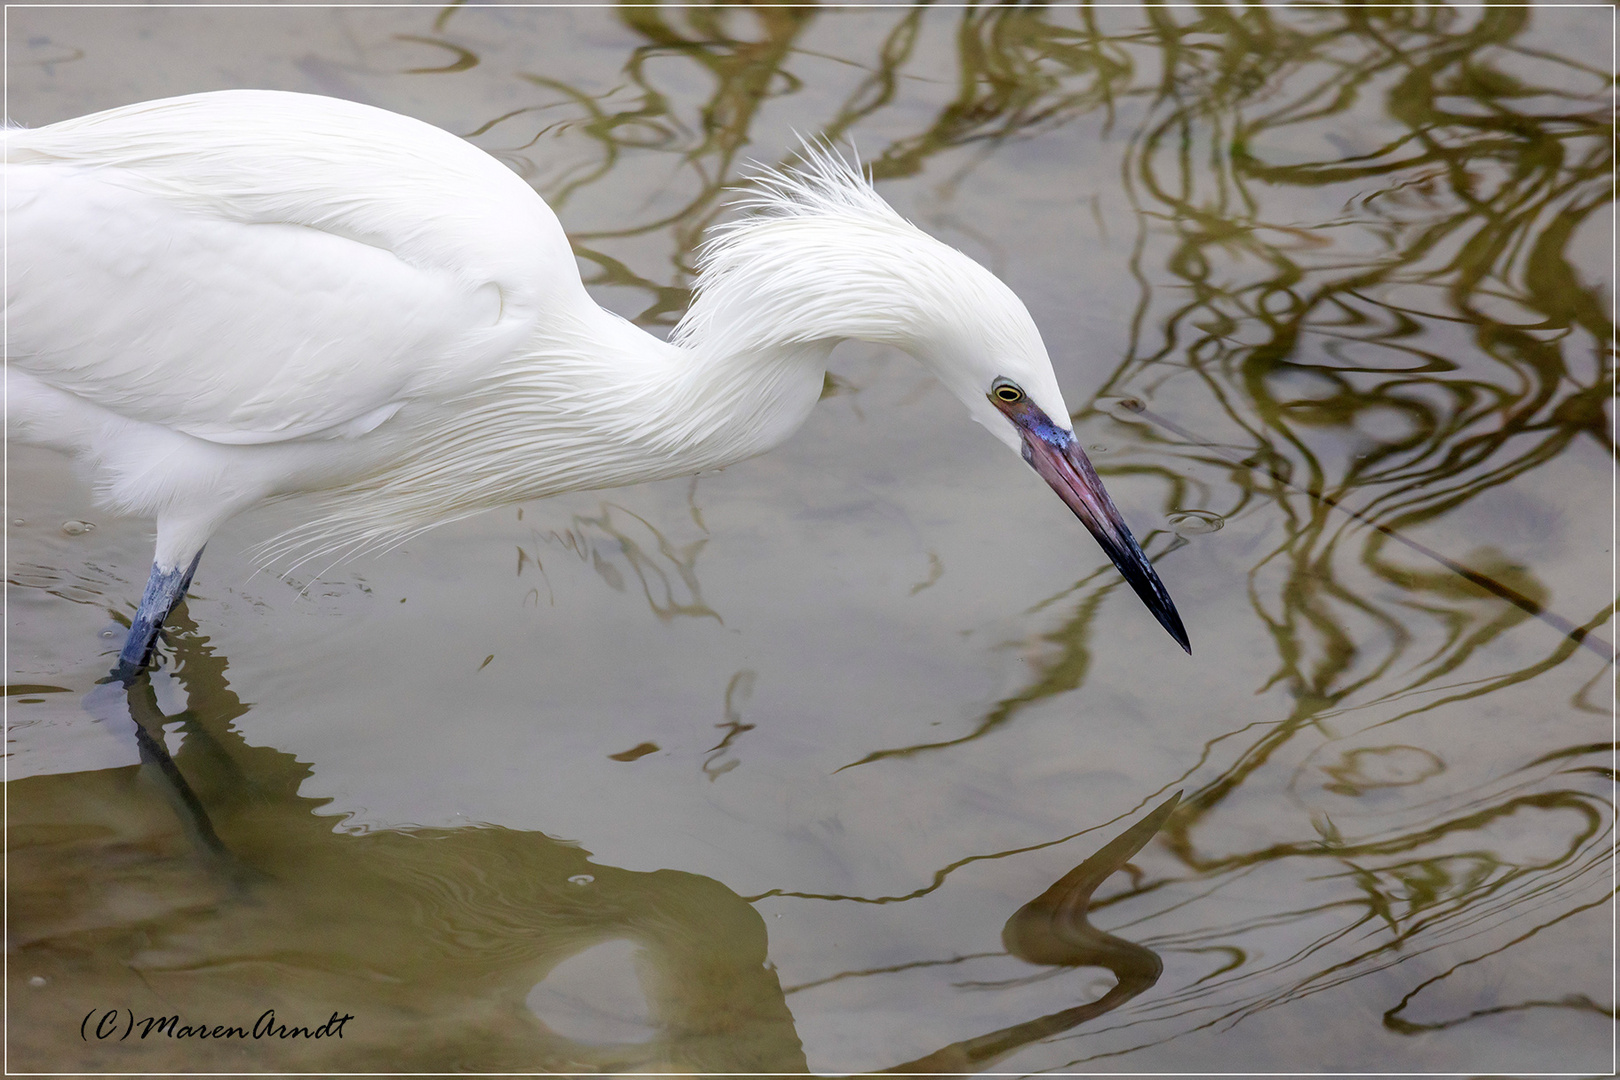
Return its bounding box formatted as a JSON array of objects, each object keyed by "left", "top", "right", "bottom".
[{"left": 6, "top": 5, "right": 1614, "bottom": 1075}]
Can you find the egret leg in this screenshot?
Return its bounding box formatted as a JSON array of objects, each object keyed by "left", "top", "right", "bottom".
[{"left": 115, "top": 547, "right": 205, "bottom": 680}]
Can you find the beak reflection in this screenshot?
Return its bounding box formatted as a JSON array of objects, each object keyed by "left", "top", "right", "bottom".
[{"left": 996, "top": 393, "right": 1191, "bottom": 654}]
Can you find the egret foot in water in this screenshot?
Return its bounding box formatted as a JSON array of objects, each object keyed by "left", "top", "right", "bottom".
[{"left": 115, "top": 547, "right": 205, "bottom": 681}]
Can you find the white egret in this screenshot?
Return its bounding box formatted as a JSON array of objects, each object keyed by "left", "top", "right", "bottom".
[{"left": 5, "top": 90, "right": 1189, "bottom": 676}]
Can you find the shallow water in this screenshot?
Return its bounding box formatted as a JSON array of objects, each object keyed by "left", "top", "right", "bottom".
[{"left": 5, "top": 5, "right": 1614, "bottom": 1075}]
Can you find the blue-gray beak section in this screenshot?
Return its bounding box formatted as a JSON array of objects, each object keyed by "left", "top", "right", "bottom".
[{"left": 997, "top": 396, "right": 1191, "bottom": 654}]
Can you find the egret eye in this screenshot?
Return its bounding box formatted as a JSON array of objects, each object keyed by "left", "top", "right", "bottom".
[{"left": 992, "top": 381, "right": 1025, "bottom": 404}]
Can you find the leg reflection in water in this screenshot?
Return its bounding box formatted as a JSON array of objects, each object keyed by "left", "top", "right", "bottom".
[
  {"left": 14, "top": 621, "right": 1176, "bottom": 1073},
  {"left": 81, "top": 645, "right": 241, "bottom": 877}
]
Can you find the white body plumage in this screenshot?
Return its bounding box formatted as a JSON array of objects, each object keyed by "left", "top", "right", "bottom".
[{"left": 6, "top": 89, "right": 1188, "bottom": 667}]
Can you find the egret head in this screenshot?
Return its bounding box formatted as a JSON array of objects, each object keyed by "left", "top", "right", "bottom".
[
  {"left": 690, "top": 145, "right": 1190, "bottom": 652},
  {"left": 893, "top": 240, "right": 1190, "bottom": 654}
]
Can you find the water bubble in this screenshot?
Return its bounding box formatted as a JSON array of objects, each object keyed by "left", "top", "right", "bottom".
[
  {"left": 567, "top": 874, "right": 594, "bottom": 887},
  {"left": 1168, "top": 510, "right": 1225, "bottom": 536},
  {"left": 11, "top": 518, "right": 24, "bottom": 527},
  {"left": 60, "top": 520, "right": 95, "bottom": 536},
  {"left": 1099, "top": 396, "right": 1146, "bottom": 417},
  {"left": 1089, "top": 444, "right": 1109, "bottom": 453},
  {"left": 27, "top": 976, "right": 46, "bottom": 988},
  {"left": 100, "top": 630, "right": 117, "bottom": 639}
]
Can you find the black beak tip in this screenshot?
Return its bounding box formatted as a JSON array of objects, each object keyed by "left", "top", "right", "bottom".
[
  {"left": 1164, "top": 610, "right": 1192, "bottom": 655},
  {"left": 1108, "top": 537, "right": 1191, "bottom": 654},
  {"left": 1118, "top": 550, "right": 1192, "bottom": 655}
]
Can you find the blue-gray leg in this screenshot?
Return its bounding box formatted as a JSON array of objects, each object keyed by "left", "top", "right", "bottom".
[{"left": 115, "top": 547, "right": 205, "bottom": 680}]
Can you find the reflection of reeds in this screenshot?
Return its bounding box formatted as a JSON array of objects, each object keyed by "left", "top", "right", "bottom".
[
  {"left": 1086, "top": 14, "right": 1614, "bottom": 1046},
  {"left": 1072, "top": 7, "right": 1612, "bottom": 1054},
  {"left": 521, "top": 500, "right": 718, "bottom": 623},
  {"left": 485, "top": 3, "right": 1613, "bottom": 1059}
]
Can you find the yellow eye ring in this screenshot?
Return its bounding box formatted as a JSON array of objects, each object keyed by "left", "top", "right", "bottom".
[{"left": 994, "top": 383, "right": 1024, "bottom": 403}]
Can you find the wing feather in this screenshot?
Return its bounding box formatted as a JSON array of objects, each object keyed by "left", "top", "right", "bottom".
[{"left": 4, "top": 90, "right": 582, "bottom": 444}]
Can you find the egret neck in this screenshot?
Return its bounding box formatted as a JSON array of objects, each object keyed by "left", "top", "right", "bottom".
[{"left": 478, "top": 205, "right": 1045, "bottom": 498}]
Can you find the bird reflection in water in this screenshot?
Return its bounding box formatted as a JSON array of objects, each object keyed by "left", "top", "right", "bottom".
[{"left": 10, "top": 623, "right": 1176, "bottom": 1073}]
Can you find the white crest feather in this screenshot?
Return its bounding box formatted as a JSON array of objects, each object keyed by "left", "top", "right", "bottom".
[
  {"left": 716, "top": 140, "right": 897, "bottom": 230},
  {"left": 673, "top": 140, "right": 946, "bottom": 365}
]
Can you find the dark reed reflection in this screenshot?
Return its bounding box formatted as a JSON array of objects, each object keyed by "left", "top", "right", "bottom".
[
  {"left": 458, "top": 3, "right": 1612, "bottom": 1063},
  {"left": 9, "top": 617, "right": 1173, "bottom": 1072},
  {"left": 516, "top": 498, "right": 717, "bottom": 623},
  {"left": 884, "top": 793, "right": 1177, "bottom": 1074}
]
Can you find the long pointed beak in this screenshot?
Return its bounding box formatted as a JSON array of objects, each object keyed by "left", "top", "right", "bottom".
[{"left": 1004, "top": 401, "right": 1191, "bottom": 653}]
